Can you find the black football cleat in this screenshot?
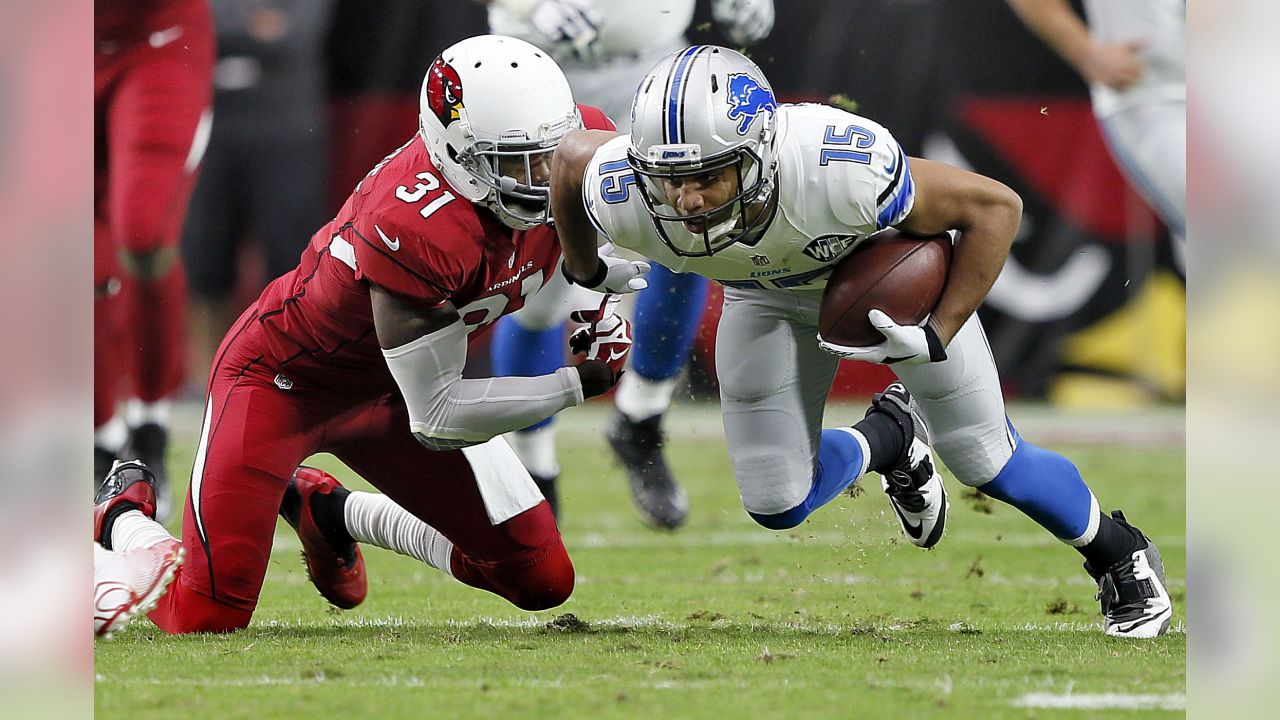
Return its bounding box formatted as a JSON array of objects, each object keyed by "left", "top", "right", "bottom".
[
  {"left": 606, "top": 413, "right": 688, "bottom": 530},
  {"left": 867, "top": 383, "right": 948, "bottom": 549},
  {"left": 1084, "top": 511, "right": 1173, "bottom": 638},
  {"left": 123, "top": 423, "right": 173, "bottom": 523}
]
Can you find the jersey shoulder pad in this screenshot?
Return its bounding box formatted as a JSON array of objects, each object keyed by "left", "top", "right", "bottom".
[
  {"left": 349, "top": 200, "right": 480, "bottom": 307},
  {"left": 779, "top": 105, "right": 915, "bottom": 234}
]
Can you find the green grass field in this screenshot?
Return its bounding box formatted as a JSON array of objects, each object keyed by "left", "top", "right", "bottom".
[{"left": 94, "top": 402, "right": 1185, "bottom": 719}]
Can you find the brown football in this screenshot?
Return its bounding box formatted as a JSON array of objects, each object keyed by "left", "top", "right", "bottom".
[{"left": 818, "top": 230, "right": 952, "bottom": 347}]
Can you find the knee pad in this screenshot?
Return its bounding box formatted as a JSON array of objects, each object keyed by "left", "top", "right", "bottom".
[
  {"left": 733, "top": 451, "right": 811, "bottom": 524},
  {"left": 486, "top": 505, "right": 575, "bottom": 610},
  {"left": 932, "top": 418, "right": 1015, "bottom": 487},
  {"left": 148, "top": 577, "right": 253, "bottom": 635}
]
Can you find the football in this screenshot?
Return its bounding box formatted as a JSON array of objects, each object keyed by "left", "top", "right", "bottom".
[{"left": 818, "top": 230, "right": 952, "bottom": 347}]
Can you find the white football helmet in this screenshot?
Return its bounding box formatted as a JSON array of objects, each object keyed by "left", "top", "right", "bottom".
[
  {"left": 627, "top": 45, "right": 779, "bottom": 256},
  {"left": 419, "top": 35, "right": 581, "bottom": 230}
]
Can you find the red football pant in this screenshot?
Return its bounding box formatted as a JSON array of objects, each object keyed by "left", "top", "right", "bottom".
[
  {"left": 93, "top": 4, "right": 213, "bottom": 420},
  {"left": 148, "top": 316, "right": 572, "bottom": 633}
]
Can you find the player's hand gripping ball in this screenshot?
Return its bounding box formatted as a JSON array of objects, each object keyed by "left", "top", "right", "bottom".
[
  {"left": 817, "top": 230, "right": 951, "bottom": 365},
  {"left": 569, "top": 293, "right": 632, "bottom": 382}
]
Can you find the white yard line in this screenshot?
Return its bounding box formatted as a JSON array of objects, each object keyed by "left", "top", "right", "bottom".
[{"left": 1012, "top": 692, "right": 1186, "bottom": 710}]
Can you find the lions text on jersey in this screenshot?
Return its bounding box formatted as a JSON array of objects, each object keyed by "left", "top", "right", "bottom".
[{"left": 584, "top": 104, "right": 915, "bottom": 291}]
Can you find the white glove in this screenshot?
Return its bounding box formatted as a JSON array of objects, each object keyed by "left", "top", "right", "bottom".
[
  {"left": 817, "top": 309, "right": 948, "bottom": 365},
  {"left": 563, "top": 242, "right": 651, "bottom": 293},
  {"left": 712, "top": 0, "right": 775, "bottom": 46},
  {"left": 498, "top": 0, "right": 601, "bottom": 61}
]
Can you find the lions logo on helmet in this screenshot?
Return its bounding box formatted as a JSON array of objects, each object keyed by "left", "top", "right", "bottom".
[
  {"left": 725, "top": 73, "right": 776, "bottom": 135},
  {"left": 426, "top": 57, "right": 465, "bottom": 126}
]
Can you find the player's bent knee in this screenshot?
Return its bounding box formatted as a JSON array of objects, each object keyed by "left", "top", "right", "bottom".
[
  {"left": 932, "top": 424, "right": 1015, "bottom": 488},
  {"left": 748, "top": 504, "right": 810, "bottom": 530},
  {"left": 147, "top": 579, "right": 254, "bottom": 635},
  {"left": 484, "top": 506, "right": 575, "bottom": 610},
  {"left": 732, "top": 451, "right": 812, "bottom": 524},
  {"left": 502, "top": 539, "right": 576, "bottom": 611}
]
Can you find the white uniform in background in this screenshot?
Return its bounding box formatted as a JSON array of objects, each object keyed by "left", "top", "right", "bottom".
[
  {"left": 489, "top": 0, "right": 696, "bottom": 129},
  {"left": 586, "top": 102, "right": 1014, "bottom": 515},
  {"left": 1083, "top": 0, "right": 1185, "bottom": 246}
]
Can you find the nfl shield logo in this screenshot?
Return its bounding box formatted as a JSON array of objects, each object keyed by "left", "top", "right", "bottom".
[{"left": 750, "top": 254, "right": 770, "bottom": 267}]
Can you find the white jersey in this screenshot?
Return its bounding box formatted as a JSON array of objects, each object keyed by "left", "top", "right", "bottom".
[
  {"left": 489, "top": 0, "right": 694, "bottom": 65},
  {"left": 1083, "top": 0, "right": 1185, "bottom": 116},
  {"left": 583, "top": 103, "right": 915, "bottom": 292}
]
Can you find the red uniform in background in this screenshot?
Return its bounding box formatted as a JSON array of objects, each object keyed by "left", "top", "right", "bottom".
[
  {"left": 146, "top": 106, "right": 613, "bottom": 633},
  {"left": 94, "top": 0, "right": 214, "bottom": 481}
]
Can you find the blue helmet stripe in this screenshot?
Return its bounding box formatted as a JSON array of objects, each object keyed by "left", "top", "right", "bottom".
[{"left": 666, "top": 46, "right": 703, "bottom": 144}]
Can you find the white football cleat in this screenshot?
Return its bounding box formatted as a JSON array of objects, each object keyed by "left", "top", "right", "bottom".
[
  {"left": 1085, "top": 511, "right": 1174, "bottom": 638},
  {"left": 868, "top": 383, "right": 948, "bottom": 549},
  {"left": 94, "top": 540, "right": 184, "bottom": 639}
]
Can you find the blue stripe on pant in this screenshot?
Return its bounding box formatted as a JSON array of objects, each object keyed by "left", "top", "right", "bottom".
[
  {"left": 749, "top": 429, "right": 865, "bottom": 530},
  {"left": 978, "top": 422, "right": 1094, "bottom": 540}
]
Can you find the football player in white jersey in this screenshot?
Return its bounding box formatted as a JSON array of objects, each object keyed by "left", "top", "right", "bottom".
[
  {"left": 552, "top": 46, "right": 1174, "bottom": 638},
  {"left": 1007, "top": 0, "right": 1185, "bottom": 270},
  {"left": 482, "top": 0, "right": 775, "bottom": 528}
]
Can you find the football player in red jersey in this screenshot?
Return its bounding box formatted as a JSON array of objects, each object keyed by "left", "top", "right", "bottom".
[
  {"left": 92, "top": 35, "right": 648, "bottom": 634},
  {"left": 94, "top": 0, "right": 216, "bottom": 520}
]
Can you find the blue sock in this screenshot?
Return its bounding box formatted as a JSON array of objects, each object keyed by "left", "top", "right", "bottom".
[
  {"left": 750, "top": 429, "right": 868, "bottom": 530},
  {"left": 490, "top": 315, "right": 564, "bottom": 432},
  {"left": 979, "top": 423, "right": 1095, "bottom": 540},
  {"left": 631, "top": 263, "right": 710, "bottom": 380}
]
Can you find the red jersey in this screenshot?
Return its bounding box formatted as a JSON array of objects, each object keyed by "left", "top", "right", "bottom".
[
  {"left": 238, "top": 105, "right": 614, "bottom": 394},
  {"left": 95, "top": 0, "right": 209, "bottom": 45}
]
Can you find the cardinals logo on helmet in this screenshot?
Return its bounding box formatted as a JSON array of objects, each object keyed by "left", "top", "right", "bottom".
[
  {"left": 426, "top": 57, "right": 464, "bottom": 126},
  {"left": 725, "top": 73, "right": 776, "bottom": 135}
]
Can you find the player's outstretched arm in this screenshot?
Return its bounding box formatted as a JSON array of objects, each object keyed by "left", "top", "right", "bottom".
[
  {"left": 550, "top": 128, "right": 651, "bottom": 295},
  {"left": 894, "top": 158, "right": 1023, "bottom": 346},
  {"left": 370, "top": 284, "right": 613, "bottom": 450}
]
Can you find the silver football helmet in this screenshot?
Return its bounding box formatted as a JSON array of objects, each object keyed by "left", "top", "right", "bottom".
[
  {"left": 627, "top": 45, "right": 779, "bottom": 256},
  {"left": 419, "top": 35, "right": 582, "bottom": 230}
]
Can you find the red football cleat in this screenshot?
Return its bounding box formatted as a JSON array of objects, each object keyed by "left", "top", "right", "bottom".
[
  {"left": 95, "top": 460, "right": 159, "bottom": 546},
  {"left": 280, "top": 466, "right": 367, "bottom": 609}
]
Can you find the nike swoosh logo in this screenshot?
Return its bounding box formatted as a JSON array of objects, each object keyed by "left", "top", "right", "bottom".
[
  {"left": 889, "top": 500, "right": 924, "bottom": 539},
  {"left": 605, "top": 348, "right": 628, "bottom": 364},
  {"left": 149, "top": 25, "right": 185, "bottom": 49},
  {"left": 375, "top": 224, "right": 400, "bottom": 251},
  {"left": 883, "top": 147, "right": 899, "bottom": 175}
]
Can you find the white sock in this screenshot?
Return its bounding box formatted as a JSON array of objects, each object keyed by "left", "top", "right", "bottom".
[
  {"left": 344, "top": 492, "right": 454, "bottom": 576},
  {"left": 614, "top": 373, "right": 677, "bottom": 422},
  {"left": 111, "top": 510, "right": 176, "bottom": 551},
  {"left": 95, "top": 415, "right": 129, "bottom": 453},
  {"left": 125, "top": 399, "right": 171, "bottom": 428},
  {"left": 504, "top": 425, "right": 559, "bottom": 478}
]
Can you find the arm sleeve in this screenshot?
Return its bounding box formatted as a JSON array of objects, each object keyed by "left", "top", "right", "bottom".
[{"left": 382, "top": 318, "right": 585, "bottom": 450}]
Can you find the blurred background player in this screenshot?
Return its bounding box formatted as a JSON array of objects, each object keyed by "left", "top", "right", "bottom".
[
  {"left": 92, "top": 36, "right": 641, "bottom": 634},
  {"left": 181, "top": 0, "right": 335, "bottom": 377},
  {"left": 482, "top": 0, "right": 775, "bottom": 527},
  {"left": 95, "top": 0, "right": 216, "bottom": 521},
  {"left": 1006, "top": 0, "right": 1185, "bottom": 271}
]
